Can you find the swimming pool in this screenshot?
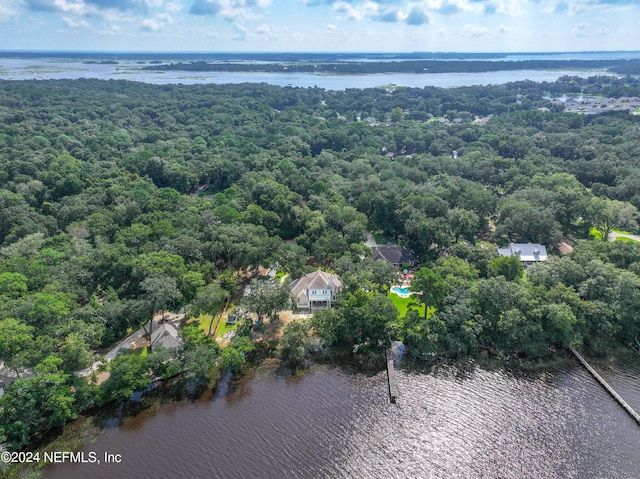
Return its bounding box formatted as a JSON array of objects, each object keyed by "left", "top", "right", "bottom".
[{"left": 390, "top": 286, "right": 411, "bottom": 296}]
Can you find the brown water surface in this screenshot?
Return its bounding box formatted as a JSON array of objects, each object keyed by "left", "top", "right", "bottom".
[{"left": 42, "top": 359, "right": 640, "bottom": 479}]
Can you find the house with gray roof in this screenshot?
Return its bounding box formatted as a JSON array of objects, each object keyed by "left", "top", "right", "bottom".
[
  {"left": 290, "top": 270, "right": 343, "bottom": 311},
  {"left": 497, "top": 243, "right": 548, "bottom": 265},
  {"left": 150, "top": 323, "right": 183, "bottom": 350},
  {"left": 371, "top": 245, "right": 418, "bottom": 267}
]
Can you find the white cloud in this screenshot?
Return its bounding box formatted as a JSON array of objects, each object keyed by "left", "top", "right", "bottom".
[
  {"left": 98, "top": 22, "right": 123, "bottom": 35},
  {"left": 62, "top": 15, "right": 90, "bottom": 27},
  {"left": 232, "top": 21, "right": 248, "bottom": 39},
  {"left": 61, "top": 0, "right": 89, "bottom": 14},
  {"left": 141, "top": 12, "right": 175, "bottom": 31},
  {"left": 165, "top": 1, "right": 181, "bottom": 12},
  {"left": 333, "top": 1, "right": 365, "bottom": 20},
  {"left": 572, "top": 21, "right": 589, "bottom": 34},
  {"left": 189, "top": 0, "right": 272, "bottom": 18},
  {"left": 256, "top": 23, "right": 278, "bottom": 39},
  {"left": 460, "top": 23, "right": 489, "bottom": 36},
  {"left": 326, "top": 23, "right": 336, "bottom": 31},
  {"left": 494, "top": 0, "right": 526, "bottom": 16},
  {"left": 571, "top": 21, "right": 610, "bottom": 36},
  {"left": 0, "top": 0, "right": 20, "bottom": 21}
]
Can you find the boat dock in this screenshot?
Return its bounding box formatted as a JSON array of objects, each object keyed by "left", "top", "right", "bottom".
[
  {"left": 569, "top": 346, "right": 640, "bottom": 426},
  {"left": 386, "top": 349, "right": 398, "bottom": 403}
]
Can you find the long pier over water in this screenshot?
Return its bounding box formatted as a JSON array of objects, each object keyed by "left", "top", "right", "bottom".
[
  {"left": 385, "top": 349, "right": 398, "bottom": 403},
  {"left": 569, "top": 346, "right": 640, "bottom": 426}
]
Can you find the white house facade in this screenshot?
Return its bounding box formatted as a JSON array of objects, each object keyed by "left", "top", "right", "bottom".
[{"left": 290, "top": 270, "right": 343, "bottom": 311}]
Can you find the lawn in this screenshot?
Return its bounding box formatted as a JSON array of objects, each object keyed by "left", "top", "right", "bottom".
[
  {"left": 190, "top": 313, "right": 217, "bottom": 335},
  {"left": 615, "top": 236, "right": 640, "bottom": 243},
  {"left": 215, "top": 319, "right": 239, "bottom": 339},
  {"left": 388, "top": 292, "right": 427, "bottom": 318}
]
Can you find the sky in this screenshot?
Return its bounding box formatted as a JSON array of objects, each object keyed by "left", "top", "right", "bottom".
[{"left": 0, "top": 0, "right": 639, "bottom": 52}]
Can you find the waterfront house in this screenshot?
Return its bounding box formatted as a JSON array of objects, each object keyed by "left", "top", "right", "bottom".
[
  {"left": 150, "top": 323, "right": 183, "bottom": 350},
  {"left": 290, "top": 270, "right": 343, "bottom": 311}
]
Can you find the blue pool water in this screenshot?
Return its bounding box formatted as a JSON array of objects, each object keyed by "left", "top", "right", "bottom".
[{"left": 391, "top": 286, "right": 411, "bottom": 295}]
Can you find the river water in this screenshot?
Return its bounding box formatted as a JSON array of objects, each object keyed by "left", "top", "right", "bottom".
[
  {"left": 0, "top": 57, "right": 618, "bottom": 89},
  {"left": 42, "top": 354, "right": 640, "bottom": 479}
]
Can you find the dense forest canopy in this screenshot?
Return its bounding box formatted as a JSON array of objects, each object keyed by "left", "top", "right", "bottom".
[{"left": 1, "top": 75, "right": 640, "bottom": 450}]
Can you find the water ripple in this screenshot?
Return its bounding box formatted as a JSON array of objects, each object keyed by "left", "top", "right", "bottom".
[{"left": 42, "top": 359, "right": 640, "bottom": 479}]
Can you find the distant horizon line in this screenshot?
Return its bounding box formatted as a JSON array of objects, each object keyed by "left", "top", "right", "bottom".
[{"left": 1, "top": 49, "right": 640, "bottom": 55}]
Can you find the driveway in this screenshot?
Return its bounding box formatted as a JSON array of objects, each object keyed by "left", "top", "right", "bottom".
[
  {"left": 608, "top": 231, "right": 640, "bottom": 243},
  {"left": 77, "top": 310, "right": 184, "bottom": 378}
]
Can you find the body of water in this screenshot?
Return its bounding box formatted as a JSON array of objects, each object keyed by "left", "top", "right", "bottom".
[
  {"left": 42, "top": 356, "right": 640, "bottom": 479},
  {"left": 0, "top": 57, "right": 618, "bottom": 89}
]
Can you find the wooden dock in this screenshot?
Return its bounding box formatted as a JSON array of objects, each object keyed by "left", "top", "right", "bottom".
[
  {"left": 386, "top": 349, "right": 398, "bottom": 403},
  {"left": 569, "top": 347, "right": 640, "bottom": 426}
]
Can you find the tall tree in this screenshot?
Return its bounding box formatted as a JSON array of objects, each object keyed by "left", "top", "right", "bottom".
[
  {"left": 140, "top": 275, "right": 183, "bottom": 344},
  {"left": 188, "top": 283, "right": 229, "bottom": 335},
  {"left": 0, "top": 318, "right": 34, "bottom": 377},
  {"left": 411, "top": 267, "right": 449, "bottom": 318},
  {"left": 241, "top": 279, "right": 290, "bottom": 324},
  {"left": 101, "top": 353, "right": 151, "bottom": 403},
  {"left": 489, "top": 256, "right": 525, "bottom": 282}
]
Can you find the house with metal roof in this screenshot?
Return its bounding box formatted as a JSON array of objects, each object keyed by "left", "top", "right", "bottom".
[{"left": 497, "top": 243, "right": 548, "bottom": 264}]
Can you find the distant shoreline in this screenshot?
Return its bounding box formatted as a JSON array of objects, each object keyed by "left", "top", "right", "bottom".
[
  {"left": 141, "top": 59, "right": 640, "bottom": 75},
  {"left": 2, "top": 51, "right": 639, "bottom": 75}
]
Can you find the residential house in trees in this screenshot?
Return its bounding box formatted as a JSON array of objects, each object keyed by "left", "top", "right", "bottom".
[
  {"left": 150, "top": 323, "right": 183, "bottom": 350},
  {"left": 371, "top": 245, "right": 418, "bottom": 268},
  {"left": 290, "top": 270, "right": 343, "bottom": 311},
  {"left": 497, "top": 242, "right": 548, "bottom": 266}
]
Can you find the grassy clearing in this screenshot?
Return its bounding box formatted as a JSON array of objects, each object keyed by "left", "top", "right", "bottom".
[
  {"left": 189, "top": 313, "right": 217, "bottom": 335},
  {"left": 388, "top": 292, "right": 426, "bottom": 318},
  {"left": 215, "top": 319, "right": 238, "bottom": 339},
  {"left": 615, "top": 236, "right": 640, "bottom": 243}
]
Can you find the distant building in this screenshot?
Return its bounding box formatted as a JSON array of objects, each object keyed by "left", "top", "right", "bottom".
[
  {"left": 497, "top": 243, "right": 548, "bottom": 264},
  {"left": 290, "top": 270, "right": 343, "bottom": 311},
  {"left": 371, "top": 245, "right": 418, "bottom": 267}
]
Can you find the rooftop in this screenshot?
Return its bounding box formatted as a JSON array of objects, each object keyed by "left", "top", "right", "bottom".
[{"left": 497, "top": 243, "right": 548, "bottom": 262}]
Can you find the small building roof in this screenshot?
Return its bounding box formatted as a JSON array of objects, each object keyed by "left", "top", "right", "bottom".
[
  {"left": 371, "top": 245, "right": 418, "bottom": 265},
  {"left": 290, "top": 270, "right": 343, "bottom": 300},
  {"left": 150, "top": 323, "right": 183, "bottom": 350},
  {"left": 498, "top": 243, "right": 548, "bottom": 262}
]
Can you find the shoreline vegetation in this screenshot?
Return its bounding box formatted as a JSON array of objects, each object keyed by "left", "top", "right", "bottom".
[
  {"left": 141, "top": 59, "right": 640, "bottom": 75},
  {"left": 1, "top": 73, "right": 640, "bottom": 474}
]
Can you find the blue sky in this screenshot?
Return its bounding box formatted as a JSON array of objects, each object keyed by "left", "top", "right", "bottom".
[{"left": 0, "top": 0, "right": 639, "bottom": 52}]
